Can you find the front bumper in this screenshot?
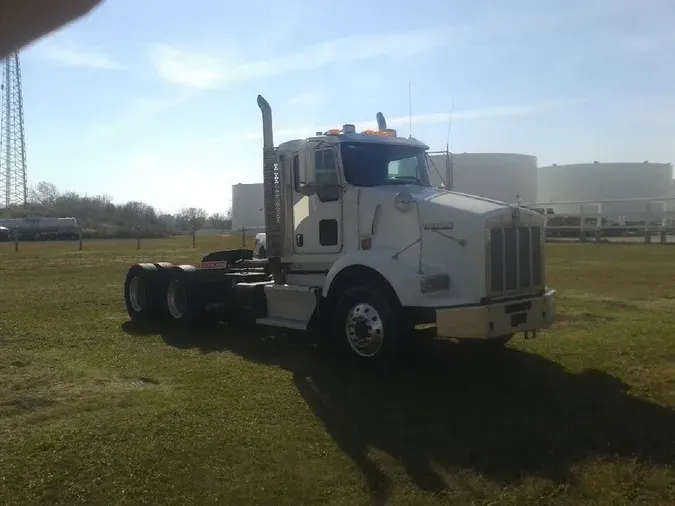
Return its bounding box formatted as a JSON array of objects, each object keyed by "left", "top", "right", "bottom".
[{"left": 433, "top": 289, "right": 556, "bottom": 339}]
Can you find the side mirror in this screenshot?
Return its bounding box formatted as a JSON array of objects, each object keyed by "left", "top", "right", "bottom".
[{"left": 297, "top": 146, "right": 317, "bottom": 196}]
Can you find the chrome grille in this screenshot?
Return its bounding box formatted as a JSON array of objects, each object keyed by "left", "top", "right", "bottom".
[{"left": 488, "top": 226, "right": 543, "bottom": 297}]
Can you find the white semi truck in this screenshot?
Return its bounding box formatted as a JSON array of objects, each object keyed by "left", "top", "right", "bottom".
[{"left": 122, "top": 95, "right": 556, "bottom": 369}]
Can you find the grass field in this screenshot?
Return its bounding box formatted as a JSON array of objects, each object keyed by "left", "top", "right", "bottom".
[{"left": 1, "top": 237, "right": 674, "bottom": 505}]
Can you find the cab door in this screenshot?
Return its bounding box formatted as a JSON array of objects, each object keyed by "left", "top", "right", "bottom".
[{"left": 292, "top": 142, "right": 343, "bottom": 255}]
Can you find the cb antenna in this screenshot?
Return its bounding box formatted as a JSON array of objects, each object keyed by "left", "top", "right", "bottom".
[
  {"left": 445, "top": 99, "right": 454, "bottom": 153},
  {"left": 443, "top": 100, "right": 455, "bottom": 191},
  {"left": 408, "top": 82, "right": 412, "bottom": 138}
]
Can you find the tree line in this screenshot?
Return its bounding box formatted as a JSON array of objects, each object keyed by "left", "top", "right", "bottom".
[{"left": 0, "top": 181, "right": 232, "bottom": 239}]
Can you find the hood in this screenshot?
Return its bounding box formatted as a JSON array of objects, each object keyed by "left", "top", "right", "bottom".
[
  {"left": 354, "top": 184, "right": 545, "bottom": 305},
  {"left": 362, "top": 185, "right": 546, "bottom": 236},
  {"left": 357, "top": 184, "right": 545, "bottom": 305},
  {"left": 365, "top": 184, "right": 536, "bottom": 219}
]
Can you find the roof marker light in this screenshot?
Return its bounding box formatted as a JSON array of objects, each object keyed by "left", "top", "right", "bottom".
[
  {"left": 360, "top": 129, "right": 396, "bottom": 137},
  {"left": 319, "top": 125, "right": 396, "bottom": 137}
]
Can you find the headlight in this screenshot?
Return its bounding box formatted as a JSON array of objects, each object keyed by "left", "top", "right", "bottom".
[
  {"left": 394, "top": 190, "right": 414, "bottom": 213},
  {"left": 420, "top": 273, "right": 450, "bottom": 293}
]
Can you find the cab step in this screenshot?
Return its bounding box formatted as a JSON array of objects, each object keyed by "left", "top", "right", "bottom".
[{"left": 256, "top": 283, "right": 319, "bottom": 329}]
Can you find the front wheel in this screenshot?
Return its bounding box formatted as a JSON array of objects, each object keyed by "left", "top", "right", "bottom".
[{"left": 332, "top": 285, "right": 407, "bottom": 371}]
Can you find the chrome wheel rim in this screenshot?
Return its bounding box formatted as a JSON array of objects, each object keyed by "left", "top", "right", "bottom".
[
  {"left": 129, "top": 276, "right": 145, "bottom": 313},
  {"left": 345, "top": 302, "right": 384, "bottom": 357},
  {"left": 167, "top": 279, "right": 187, "bottom": 319}
]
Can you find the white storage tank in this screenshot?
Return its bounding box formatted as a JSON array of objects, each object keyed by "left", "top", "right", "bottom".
[
  {"left": 537, "top": 162, "right": 674, "bottom": 223},
  {"left": 427, "top": 152, "right": 537, "bottom": 205},
  {"left": 231, "top": 183, "right": 264, "bottom": 232}
]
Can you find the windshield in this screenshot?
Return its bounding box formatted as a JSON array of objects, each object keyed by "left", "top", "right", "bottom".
[{"left": 340, "top": 142, "right": 431, "bottom": 187}]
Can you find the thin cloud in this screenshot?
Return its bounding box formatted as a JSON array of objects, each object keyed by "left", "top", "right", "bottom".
[
  {"left": 148, "top": 4, "right": 661, "bottom": 91},
  {"left": 42, "top": 46, "right": 124, "bottom": 70},
  {"left": 193, "top": 128, "right": 311, "bottom": 148},
  {"left": 620, "top": 32, "right": 675, "bottom": 56},
  {"left": 288, "top": 91, "right": 323, "bottom": 106},
  {"left": 91, "top": 91, "right": 199, "bottom": 140},
  {"left": 148, "top": 45, "right": 222, "bottom": 89},
  {"left": 365, "top": 98, "right": 590, "bottom": 130},
  {"left": 148, "top": 26, "right": 452, "bottom": 89},
  {"left": 197, "top": 98, "right": 589, "bottom": 146}
]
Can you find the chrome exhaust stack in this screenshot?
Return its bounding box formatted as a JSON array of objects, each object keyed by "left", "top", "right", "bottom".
[
  {"left": 256, "top": 94, "right": 283, "bottom": 264},
  {"left": 257, "top": 94, "right": 274, "bottom": 148}
]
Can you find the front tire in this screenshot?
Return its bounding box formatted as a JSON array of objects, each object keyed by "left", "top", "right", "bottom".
[{"left": 332, "top": 285, "right": 407, "bottom": 371}]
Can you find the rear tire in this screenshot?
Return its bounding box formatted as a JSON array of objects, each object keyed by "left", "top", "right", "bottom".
[
  {"left": 162, "top": 265, "right": 207, "bottom": 328},
  {"left": 124, "top": 263, "right": 162, "bottom": 323},
  {"left": 332, "top": 285, "right": 407, "bottom": 371}
]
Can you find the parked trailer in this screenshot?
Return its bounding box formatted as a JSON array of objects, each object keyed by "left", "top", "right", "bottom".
[
  {"left": 0, "top": 217, "right": 80, "bottom": 240},
  {"left": 122, "top": 95, "right": 557, "bottom": 370}
]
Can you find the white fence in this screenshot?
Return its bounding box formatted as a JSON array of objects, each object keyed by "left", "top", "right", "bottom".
[{"left": 524, "top": 197, "right": 675, "bottom": 243}]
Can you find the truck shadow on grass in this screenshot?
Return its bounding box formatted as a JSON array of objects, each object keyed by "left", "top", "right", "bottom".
[{"left": 121, "top": 321, "right": 675, "bottom": 502}]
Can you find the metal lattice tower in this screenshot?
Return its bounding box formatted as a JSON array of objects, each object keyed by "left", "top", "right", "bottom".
[{"left": 0, "top": 50, "right": 28, "bottom": 208}]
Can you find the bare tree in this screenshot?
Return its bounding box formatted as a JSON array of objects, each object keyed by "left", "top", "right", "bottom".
[
  {"left": 208, "top": 212, "right": 228, "bottom": 230},
  {"left": 178, "top": 207, "right": 208, "bottom": 230},
  {"left": 29, "top": 181, "right": 59, "bottom": 207}
]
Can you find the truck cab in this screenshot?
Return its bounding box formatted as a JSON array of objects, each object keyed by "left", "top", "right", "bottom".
[
  {"left": 256, "top": 95, "right": 555, "bottom": 362},
  {"left": 122, "top": 95, "right": 556, "bottom": 370}
]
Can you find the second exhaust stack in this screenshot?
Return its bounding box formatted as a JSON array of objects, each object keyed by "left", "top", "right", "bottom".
[{"left": 376, "top": 112, "right": 387, "bottom": 132}]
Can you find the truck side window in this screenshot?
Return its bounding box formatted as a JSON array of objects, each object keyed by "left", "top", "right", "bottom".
[
  {"left": 292, "top": 153, "right": 300, "bottom": 191},
  {"left": 315, "top": 149, "right": 340, "bottom": 202}
]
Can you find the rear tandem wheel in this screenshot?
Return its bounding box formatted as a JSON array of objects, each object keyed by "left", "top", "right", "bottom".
[
  {"left": 162, "top": 265, "right": 210, "bottom": 327},
  {"left": 124, "top": 263, "right": 163, "bottom": 323},
  {"left": 124, "top": 262, "right": 175, "bottom": 324}
]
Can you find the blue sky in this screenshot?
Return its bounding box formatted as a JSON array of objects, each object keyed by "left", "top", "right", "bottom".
[{"left": 17, "top": 0, "right": 675, "bottom": 214}]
